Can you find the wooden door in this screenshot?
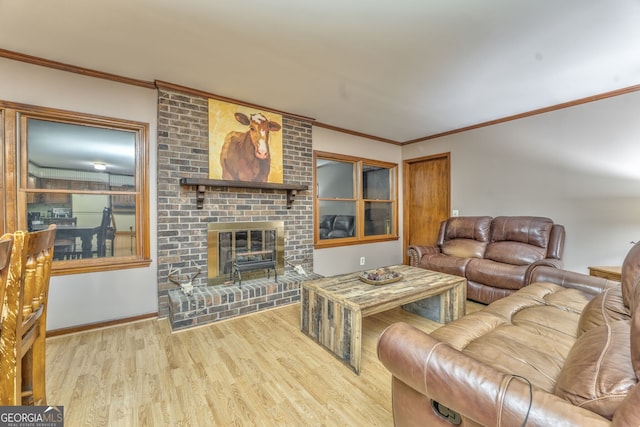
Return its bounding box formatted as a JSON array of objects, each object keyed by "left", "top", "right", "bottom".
[{"left": 403, "top": 153, "right": 450, "bottom": 264}]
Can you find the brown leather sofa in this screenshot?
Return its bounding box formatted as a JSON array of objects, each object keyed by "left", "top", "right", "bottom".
[
  {"left": 377, "top": 241, "right": 640, "bottom": 426},
  {"left": 407, "top": 216, "right": 565, "bottom": 304},
  {"left": 319, "top": 214, "right": 355, "bottom": 239}
]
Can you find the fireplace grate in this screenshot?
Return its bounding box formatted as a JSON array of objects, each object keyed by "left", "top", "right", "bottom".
[{"left": 232, "top": 249, "right": 277, "bottom": 286}]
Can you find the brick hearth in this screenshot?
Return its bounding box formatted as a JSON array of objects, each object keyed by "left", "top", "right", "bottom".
[{"left": 168, "top": 272, "right": 321, "bottom": 330}]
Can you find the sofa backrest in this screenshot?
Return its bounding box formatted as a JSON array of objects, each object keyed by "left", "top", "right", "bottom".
[
  {"left": 552, "top": 241, "right": 640, "bottom": 422},
  {"left": 622, "top": 241, "right": 640, "bottom": 379},
  {"left": 485, "top": 216, "right": 559, "bottom": 266},
  {"left": 327, "top": 215, "right": 355, "bottom": 238},
  {"left": 434, "top": 215, "right": 565, "bottom": 265},
  {"left": 319, "top": 215, "right": 336, "bottom": 231},
  {"left": 608, "top": 241, "right": 640, "bottom": 425},
  {"left": 621, "top": 240, "right": 640, "bottom": 312},
  {"left": 438, "top": 216, "right": 492, "bottom": 259},
  {"left": 547, "top": 223, "right": 566, "bottom": 260}
]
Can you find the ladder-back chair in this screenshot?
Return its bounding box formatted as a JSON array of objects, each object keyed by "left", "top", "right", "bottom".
[
  {"left": 0, "top": 224, "right": 56, "bottom": 405},
  {"left": 0, "top": 236, "right": 13, "bottom": 317},
  {"left": 95, "top": 207, "right": 115, "bottom": 257},
  {"left": 0, "top": 236, "right": 14, "bottom": 360}
]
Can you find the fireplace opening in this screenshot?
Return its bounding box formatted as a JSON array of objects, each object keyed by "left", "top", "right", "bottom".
[{"left": 208, "top": 221, "right": 285, "bottom": 285}]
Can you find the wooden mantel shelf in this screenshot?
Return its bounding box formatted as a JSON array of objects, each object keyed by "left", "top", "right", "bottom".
[{"left": 179, "top": 178, "right": 309, "bottom": 209}]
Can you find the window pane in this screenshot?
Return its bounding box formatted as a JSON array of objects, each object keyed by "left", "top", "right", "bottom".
[
  {"left": 24, "top": 117, "right": 140, "bottom": 264},
  {"left": 363, "top": 165, "right": 391, "bottom": 200},
  {"left": 314, "top": 151, "right": 397, "bottom": 247},
  {"left": 27, "top": 194, "right": 122, "bottom": 260},
  {"left": 319, "top": 200, "right": 356, "bottom": 239},
  {"left": 316, "top": 159, "right": 354, "bottom": 198},
  {"left": 364, "top": 201, "right": 393, "bottom": 236},
  {"left": 27, "top": 118, "right": 136, "bottom": 190}
]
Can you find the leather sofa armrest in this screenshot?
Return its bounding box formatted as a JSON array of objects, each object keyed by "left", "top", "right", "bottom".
[
  {"left": 406, "top": 245, "right": 440, "bottom": 267},
  {"left": 546, "top": 224, "right": 566, "bottom": 260},
  {"left": 523, "top": 259, "right": 564, "bottom": 284},
  {"left": 528, "top": 265, "right": 618, "bottom": 296},
  {"left": 378, "top": 322, "right": 610, "bottom": 427}
]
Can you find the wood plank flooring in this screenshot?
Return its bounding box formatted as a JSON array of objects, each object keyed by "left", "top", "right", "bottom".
[{"left": 46, "top": 300, "right": 483, "bottom": 426}]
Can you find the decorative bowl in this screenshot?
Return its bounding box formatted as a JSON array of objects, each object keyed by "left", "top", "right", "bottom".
[{"left": 359, "top": 267, "right": 403, "bottom": 285}]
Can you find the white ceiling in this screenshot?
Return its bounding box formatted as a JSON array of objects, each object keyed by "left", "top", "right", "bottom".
[{"left": 2, "top": 0, "right": 640, "bottom": 143}]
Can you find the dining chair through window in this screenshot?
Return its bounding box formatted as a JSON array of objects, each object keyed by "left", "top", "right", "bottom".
[
  {"left": 51, "top": 217, "right": 79, "bottom": 261},
  {"left": 95, "top": 207, "right": 115, "bottom": 257}
]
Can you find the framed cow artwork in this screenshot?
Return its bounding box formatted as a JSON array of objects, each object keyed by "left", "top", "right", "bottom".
[{"left": 208, "top": 99, "right": 283, "bottom": 183}]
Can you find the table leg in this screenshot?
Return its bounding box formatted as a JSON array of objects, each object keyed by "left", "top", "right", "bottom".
[
  {"left": 300, "top": 286, "right": 363, "bottom": 374},
  {"left": 402, "top": 280, "right": 467, "bottom": 323},
  {"left": 446, "top": 280, "right": 467, "bottom": 322},
  {"left": 80, "top": 234, "right": 93, "bottom": 258}
]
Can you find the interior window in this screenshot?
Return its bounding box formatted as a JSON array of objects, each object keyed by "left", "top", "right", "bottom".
[
  {"left": 363, "top": 164, "right": 394, "bottom": 236},
  {"left": 317, "top": 159, "right": 357, "bottom": 241},
  {"left": 0, "top": 102, "right": 151, "bottom": 274},
  {"left": 314, "top": 151, "right": 397, "bottom": 247}
]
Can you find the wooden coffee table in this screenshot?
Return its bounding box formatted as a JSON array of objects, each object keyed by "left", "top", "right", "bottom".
[{"left": 300, "top": 264, "right": 466, "bottom": 374}]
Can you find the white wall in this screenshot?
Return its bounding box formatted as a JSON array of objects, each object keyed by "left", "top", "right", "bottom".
[
  {"left": 403, "top": 91, "right": 640, "bottom": 274},
  {"left": 0, "top": 58, "right": 158, "bottom": 330},
  {"left": 312, "top": 126, "right": 403, "bottom": 276}
]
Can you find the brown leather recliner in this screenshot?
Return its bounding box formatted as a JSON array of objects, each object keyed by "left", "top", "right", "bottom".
[
  {"left": 377, "top": 241, "right": 640, "bottom": 426},
  {"left": 408, "top": 216, "right": 565, "bottom": 304}
]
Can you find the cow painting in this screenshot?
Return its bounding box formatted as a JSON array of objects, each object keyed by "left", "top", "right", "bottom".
[{"left": 220, "top": 112, "right": 281, "bottom": 182}]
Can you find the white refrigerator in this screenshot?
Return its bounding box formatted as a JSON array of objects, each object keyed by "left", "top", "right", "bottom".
[{"left": 72, "top": 194, "right": 110, "bottom": 227}]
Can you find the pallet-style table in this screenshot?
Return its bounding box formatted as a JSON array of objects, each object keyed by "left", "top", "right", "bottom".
[{"left": 300, "top": 265, "right": 466, "bottom": 374}]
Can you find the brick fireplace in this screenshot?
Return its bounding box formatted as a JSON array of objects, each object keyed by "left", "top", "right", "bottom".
[{"left": 156, "top": 86, "right": 317, "bottom": 330}]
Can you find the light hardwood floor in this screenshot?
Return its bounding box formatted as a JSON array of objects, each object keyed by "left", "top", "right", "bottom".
[{"left": 46, "top": 300, "right": 483, "bottom": 426}]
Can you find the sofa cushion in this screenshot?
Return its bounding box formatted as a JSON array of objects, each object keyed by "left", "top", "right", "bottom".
[
  {"left": 443, "top": 216, "right": 492, "bottom": 242},
  {"left": 578, "top": 286, "right": 630, "bottom": 336},
  {"left": 466, "top": 281, "right": 514, "bottom": 303},
  {"left": 490, "top": 216, "right": 553, "bottom": 248},
  {"left": 483, "top": 216, "right": 553, "bottom": 266},
  {"left": 441, "top": 239, "right": 487, "bottom": 259},
  {"left": 432, "top": 282, "right": 590, "bottom": 393},
  {"left": 466, "top": 259, "right": 529, "bottom": 290},
  {"left": 484, "top": 241, "right": 547, "bottom": 265},
  {"left": 418, "top": 253, "right": 470, "bottom": 277},
  {"left": 554, "top": 320, "right": 636, "bottom": 420}
]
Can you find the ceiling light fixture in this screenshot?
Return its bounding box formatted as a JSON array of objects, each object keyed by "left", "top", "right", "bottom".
[{"left": 93, "top": 162, "right": 107, "bottom": 171}]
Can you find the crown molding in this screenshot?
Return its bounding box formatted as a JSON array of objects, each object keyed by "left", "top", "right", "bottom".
[{"left": 3, "top": 48, "right": 640, "bottom": 146}]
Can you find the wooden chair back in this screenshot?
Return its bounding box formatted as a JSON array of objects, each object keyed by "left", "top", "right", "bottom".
[
  {"left": 0, "top": 236, "right": 14, "bottom": 317},
  {"left": 0, "top": 224, "right": 56, "bottom": 405}
]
